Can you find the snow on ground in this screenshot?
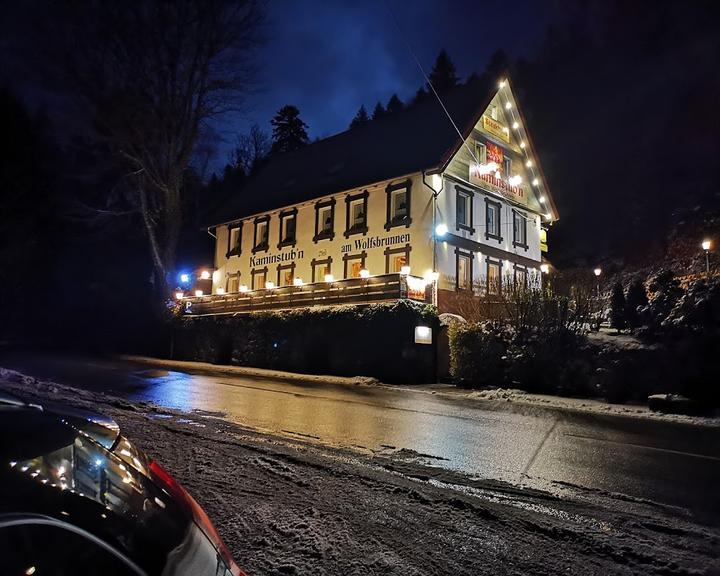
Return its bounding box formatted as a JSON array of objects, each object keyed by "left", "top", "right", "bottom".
[{"left": 2, "top": 367, "right": 719, "bottom": 575}]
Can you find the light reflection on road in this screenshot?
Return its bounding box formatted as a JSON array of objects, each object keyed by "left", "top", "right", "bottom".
[{"left": 2, "top": 352, "right": 720, "bottom": 519}]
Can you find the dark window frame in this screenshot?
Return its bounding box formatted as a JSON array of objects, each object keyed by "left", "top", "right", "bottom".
[
  {"left": 486, "top": 257, "right": 503, "bottom": 295},
  {"left": 384, "top": 244, "right": 412, "bottom": 274},
  {"left": 384, "top": 179, "right": 412, "bottom": 231},
  {"left": 513, "top": 263, "right": 528, "bottom": 288},
  {"left": 313, "top": 198, "right": 336, "bottom": 243},
  {"left": 226, "top": 222, "right": 242, "bottom": 258},
  {"left": 251, "top": 266, "right": 268, "bottom": 290},
  {"left": 475, "top": 140, "right": 487, "bottom": 164},
  {"left": 512, "top": 209, "right": 528, "bottom": 250},
  {"left": 344, "top": 190, "right": 369, "bottom": 238},
  {"left": 342, "top": 251, "right": 368, "bottom": 279},
  {"left": 252, "top": 215, "right": 271, "bottom": 253},
  {"left": 455, "top": 186, "right": 475, "bottom": 234},
  {"left": 277, "top": 208, "right": 298, "bottom": 249},
  {"left": 485, "top": 198, "right": 503, "bottom": 241},
  {"left": 226, "top": 271, "right": 241, "bottom": 293},
  {"left": 311, "top": 256, "right": 333, "bottom": 283},
  {"left": 277, "top": 262, "right": 296, "bottom": 286},
  {"left": 455, "top": 247, "right": 474, "bottom": 292}
]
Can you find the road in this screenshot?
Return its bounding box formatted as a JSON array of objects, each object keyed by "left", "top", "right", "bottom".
[{"left": 2, "top": 351, "right": 719, "bottom": 522}]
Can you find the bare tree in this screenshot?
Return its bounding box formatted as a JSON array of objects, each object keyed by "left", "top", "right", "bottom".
[
  {"left": 48, "top": 0, "right": 263, "bottom": 297},
  {"left": 230, "top": 123, "right": 270, "bottom": 176}
]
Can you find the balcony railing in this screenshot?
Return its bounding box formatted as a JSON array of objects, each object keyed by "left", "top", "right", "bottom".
[{"left": 181, "top": 273, "right": 430, "bottom": 316}]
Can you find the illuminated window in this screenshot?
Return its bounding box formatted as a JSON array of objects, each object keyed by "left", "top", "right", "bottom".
[
  {"left": 311, "top": 257, "right": 332, "bottom": 282},
  {"left": 513, "top": 210, "right": 527, "bottom": 248},
  {"left": 278, "top": 210, "right": 297, "bottom": 247},
  {"left": 343, "top": 252, "right": 367, "bottom": 279},
  {"left": 490, "top": 105, "right": 499, "bottom": 120},
  {"left": 456, "top": 252, "right": 472, "bottom": 291},
  {"left": 251, "top": 268, "right": 267, "bottom": 290},
  {"left": 277, "top": 263, "right": 296, "bottom": 286},
  {"left": 227, "top": 274, "right": 240, "bottom": 293},
  {"left": 485, "top": 199, "right": 502, "bottom": 240},
  {"left": 385, "top": 244, "right": 411, "bottom": 273},
  {"left": 487, "top": 259, "right": 501, "bottom": 295},
  {"left": 514, "top": 266, "right": 528, "bottom": 288},
  {"left": 456, "top": 187, "right": 474, "bottom": 233},
  {"left": 227, "top": 223, "right": 242, "bottom": 257}
]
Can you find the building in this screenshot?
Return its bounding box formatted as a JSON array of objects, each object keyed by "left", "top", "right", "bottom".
[{"left": 185, "top": 76, "right": 558, "bottom": 316}]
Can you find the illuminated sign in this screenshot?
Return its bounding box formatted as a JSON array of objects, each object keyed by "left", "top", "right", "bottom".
[
  {"left": 469, "top": 165, "right": 527, "bottom": 205},
  {"left": 486, "top": 142, "right": 504, "bottom": 166},
  {"left": 482, "top": 115, "right": 510, "bottom": 143},
  {"left": 540, "top": 228, "right": 548, "bottom": 253}
]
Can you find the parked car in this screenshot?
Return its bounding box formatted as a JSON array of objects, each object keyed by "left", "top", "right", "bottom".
[{"left": 0, "top": 391, "right": 245, "bottom": 575}]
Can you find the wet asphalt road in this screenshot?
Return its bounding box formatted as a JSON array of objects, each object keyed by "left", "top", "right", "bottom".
[{"left": 2, "top": 351, "right": 719, "bottom": 522}]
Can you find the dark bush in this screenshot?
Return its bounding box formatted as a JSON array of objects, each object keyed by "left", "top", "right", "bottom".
[
  {"left": 610, "top": 282, "right": 627, "bottom": 332},
  {"left": 172, "top": 301, "right": 438, "bottom": 384},
  {"left": 625, "top": 278, "right": 647, "bottom": 329},
  {"left": 449, "top": 322, "right": 512, "bottom": 388}
]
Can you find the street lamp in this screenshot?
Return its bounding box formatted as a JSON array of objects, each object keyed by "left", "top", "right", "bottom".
[
  {"left": 593, "top": 268, "right": 602, "bottom": 330},
  {"left": 540, "top": 264, "right": 549, "bottom": 274},
  {"left": 702, "top": 239, "right": 712, "bottom": 276},
  {"left": 435, "top": 223, "right": 448, "bottom": 237}
]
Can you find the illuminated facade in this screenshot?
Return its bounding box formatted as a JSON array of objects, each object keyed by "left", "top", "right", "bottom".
[{"left": 200, "top": 77, "right": 557, "bottom": 314}]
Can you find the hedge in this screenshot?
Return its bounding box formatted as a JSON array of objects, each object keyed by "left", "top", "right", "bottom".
[{"left": 172, "top": 300, "right": 438, "bottom": 384}]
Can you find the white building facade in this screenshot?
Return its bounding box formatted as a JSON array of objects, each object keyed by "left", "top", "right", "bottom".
[{"left": 205, "top": 79, "right": 557, "bottom": 314}]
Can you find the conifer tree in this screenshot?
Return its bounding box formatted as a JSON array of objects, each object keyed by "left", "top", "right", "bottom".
[
  {"left": 386, "top": 93, "right": 404, "bottom": 114},
  {"left": 270, "top": 105, "right": 309, "bottom": 155},
  {"left": 610, "top": 282, "right": 627, "bottom": 332},
  {"left": 625, "top": 278, "right": 648, "bottom": 328},
  {"left": 349, "top": 105, "right": 370, "bottom": 129},
  {"left": 428, "top": 49, "right": 459, "bottom": 93},
  {"left": 372, "top": 101, "right": 386, "bottom": 119}
]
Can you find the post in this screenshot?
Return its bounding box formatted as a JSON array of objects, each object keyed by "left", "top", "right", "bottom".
[{"left": 706, "top": 250, "right": 710, "bottom": 276}]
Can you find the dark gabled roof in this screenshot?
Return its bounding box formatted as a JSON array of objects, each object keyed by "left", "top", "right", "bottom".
[{"left": 209, "top": 75, "right": 495, "bottom": 226}]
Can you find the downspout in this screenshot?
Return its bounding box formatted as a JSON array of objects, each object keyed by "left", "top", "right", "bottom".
[{"left": 422, "top": 171, "right": 444, "bottom": 306}]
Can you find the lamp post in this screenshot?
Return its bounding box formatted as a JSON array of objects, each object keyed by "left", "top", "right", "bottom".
[
  {"left": 702, "top": 239, "right": 712, "bottom": 277},
  {"left": 593, "top": 267, "right": 602, "bottom": 330}
]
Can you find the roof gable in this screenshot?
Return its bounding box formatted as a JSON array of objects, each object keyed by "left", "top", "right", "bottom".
[{"left": 208, "top": 75, "right": 556, "bottom": 226}]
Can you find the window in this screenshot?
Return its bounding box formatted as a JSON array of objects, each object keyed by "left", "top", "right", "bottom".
[
  {"left": 251, "top": 267, "right": 267, "bottom": 290},
  {"left": 311, "top": 257, "right": 332, "bottom": 282},
  {"left": 344, "top": 190, "right": 369, "bottom": 238},
  {"left": 385, "top": 180, "right": 412, "bottom": 230},
  {"left": 513, "top": 210, "right": 528, "bottom": 248},
  {"left": 384, "top": 244, "right": 411, "bottom": 273},
  {"left": 490, "top": 105, "right": 499, "bottom": 120},
  {"left": 514, "top": 265, "right": 528, "bottom": 288},
  {"left": 485, "top": 198, "right": 502, "bottom": 240},
  {"left": 314, "top": 199, "right": 335, "bottom": 242},
  {"left": 227, "top": 274, "right": 240, "bottom": 293},
  {"left": 278, "top": 209, "right": 297, "bottom": 248},
  {"left": 504, "top": 156, "right": 512, "bottom": 180},
  {"left": 277, "top": 263, "right": 296, "bottom": 286},
  {"left": 487, "top": 259, "right": 501, "bottom": 295},
  {"left": 455, "top": 187, "right": 474, "bottom": 233},
  {"left": 343, "top": 251, "right": 367, "bottom": 279},
  {"left": 475, "top": 141, "right": 487, "bottom": 164},
  {"left": 253, "top": 216, "right": 270, "bottom": 252},
  {"left": 456, "top": 251, "right": 472, "bottom": 291},
  {"left": 227, "top": 223, "right": 242, "bottom": 257}
]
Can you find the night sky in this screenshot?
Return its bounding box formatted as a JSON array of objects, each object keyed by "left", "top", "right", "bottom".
[{"left": 216, "top": 0, "right": 555, "bottom": 166}]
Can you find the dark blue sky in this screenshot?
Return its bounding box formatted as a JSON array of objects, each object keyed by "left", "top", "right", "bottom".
[{"left": 210, "top": 0, "right": 559, "bottom": 170}]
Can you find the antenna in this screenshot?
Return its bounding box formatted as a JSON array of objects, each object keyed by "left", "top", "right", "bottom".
[{"left": 383, "top": 0, "right": 480, "bottom": 166}]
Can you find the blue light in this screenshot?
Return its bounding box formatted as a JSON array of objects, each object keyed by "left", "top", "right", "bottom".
[{"left": 179, "top": 273, "right": 190, "bottom": 284}]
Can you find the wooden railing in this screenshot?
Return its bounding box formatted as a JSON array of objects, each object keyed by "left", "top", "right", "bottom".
[{"left": 181, "top": 273, "right": 430, "bottom": 316}]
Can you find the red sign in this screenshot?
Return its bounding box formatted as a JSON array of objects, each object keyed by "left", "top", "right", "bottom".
[{"left": 486, "top": 143, "right": 504, "bottom": 167}]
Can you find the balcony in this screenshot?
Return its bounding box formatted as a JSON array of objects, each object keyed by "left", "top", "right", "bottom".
[{"left": 181, "top": 273, "right": 431, "bottom": 316}]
